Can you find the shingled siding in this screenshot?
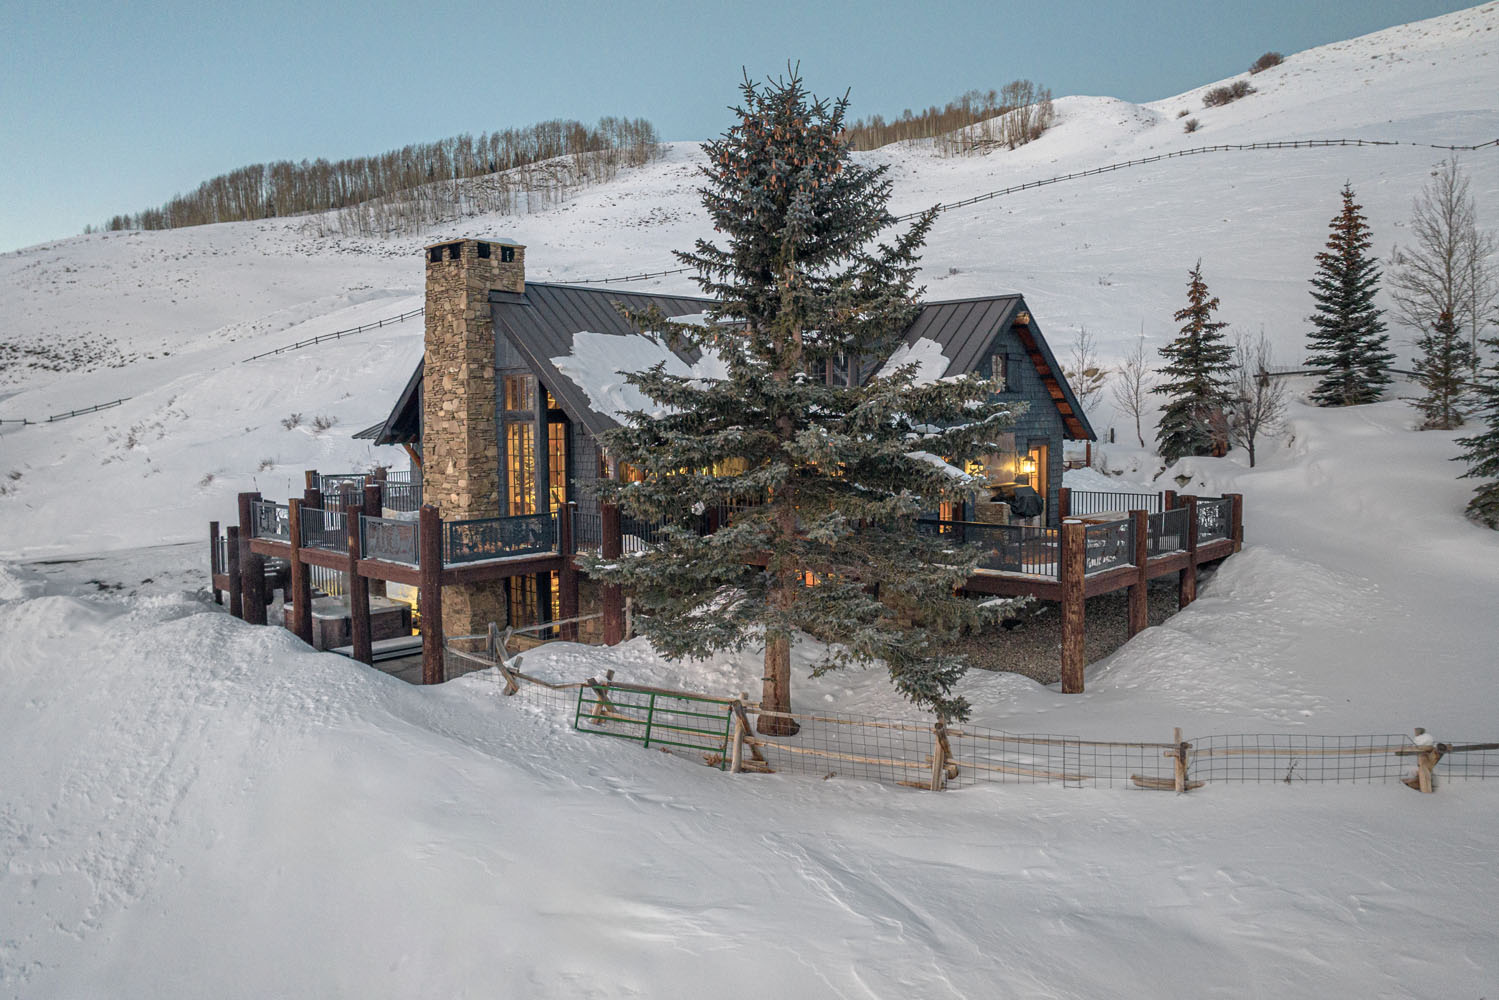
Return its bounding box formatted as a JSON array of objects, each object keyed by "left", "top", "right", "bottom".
[{"left": 978, "top": 333, "right": 1067, "bottom": 528}]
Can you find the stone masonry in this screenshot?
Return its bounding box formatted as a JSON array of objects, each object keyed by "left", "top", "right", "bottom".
[{"left": 422, "top": 238, "right": 524, "bottom": 636}]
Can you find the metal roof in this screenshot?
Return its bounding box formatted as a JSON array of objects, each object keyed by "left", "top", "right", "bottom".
[{"left": 369, "top": 282, "right": 1095, "bottom": 445}]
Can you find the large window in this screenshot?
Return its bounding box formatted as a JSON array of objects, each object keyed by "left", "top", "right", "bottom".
[
  {"left": 502, "top": 373, "right": 537, "bottom": 516},
  {"left": 547, "top": 421, "right": 567, "bottom": 511}
]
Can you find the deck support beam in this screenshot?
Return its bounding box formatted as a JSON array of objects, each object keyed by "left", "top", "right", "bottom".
[
  {"left": 288, "top": 500, "right": 314, "bottom": 645},
  {"left": 226, "top": 525, "right": 242, "bottom": 619},
  {"left": 1179, "top": 495, "right": 1199, "bottom": 608},
  {"left": 600, "top": 502, "right": 625, "bottom": 645},
  {"left": 1127, "top": 508, "right": 1150, "bottom": 638},
  {"left": 346, "top": 507, "right": 373, "bottom": 665},
  {"left": 419, "top": 504, "right": 444, "bottom": 684},
  {"left": 1060, "top": 519, "right": 1086, "bottom": 693},
  {"left": 238, "top": 491, "right": 267, "bottom": 625},
  {"left": 559, "top": 502, "right": 579, "bottom": 641}
]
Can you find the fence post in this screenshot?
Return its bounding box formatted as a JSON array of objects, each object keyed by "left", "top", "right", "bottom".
[
  {"left": 1057, "top": 486, "right": 1071, "bottom": 519},
  {"left": 1173, "top": 727, "right": 1187, "bottom": 793},
  {"left": 226, "top": 525, "right": 242, "bottom": 619},
  {"left": 729, "top": 701, "right": 746, "bottom": 774},
  {"left": 559, "top": 502, "right": 579, "bottom": 641},
  {"left": 1060, "top": 519, "right": 1086, "bottom": 694},
  {"left": 1414, "top": 728, "right": 1438, "bottom": 794},
  {"left": 1228, "top": 492, "right": 1244, "bottom": 552},
  {"left": 346, "top": 510, "right": 373, "bottom": 665},
  {"left": 1164, "top": 489, "right": 1178, "bottom": 511},
  {"left": 238, "top": 492, "right": 267, "bottom": 626},
  {"left": 930, "top": 720, "right": 952, "bottom": 791},
  {"left": 418, "top": 505, "right": 444, "bottom": 685},
  {"left": 288, "top": 500, "right": 313, "bottom": 646},
  {"left": 209, "top": 521, "right": 222, "bottom": 605},
  {"left": 1127, "top": 509, "right": 1149, "bottom": 638},
  {"left": 362, "top": 482, "right": 386, "bottom": 599},
  {"left": 1179, "top": 495, "right": 1199, "bottom": 608},
  {"left": 601, "top": 502, "right": 625, "bottom": 646}
]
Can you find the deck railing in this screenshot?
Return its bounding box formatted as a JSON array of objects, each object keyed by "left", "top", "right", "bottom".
[
  {"left": 250, "top": 500, "right": 291, "bottom": 541},
  {"left": 443, "top": 511, "right": 556, "bottom": 564},
  {"left": 573, "top": 509, "right": 603, "bottom": 553},
  {"left": 918, "top": 519, "right": 1063, "bottom": 578},
  {"left": 620, "top": 513, "right": 670, "bottom": 554},
  {"left": 1083, "top": 519, "right": 1134, "bottom": 574},
  {"left": 1067, "top": 489, "right": 1163, "bottom": 515},
  {"left": 379, "top": 482, "right": 422, "bottom": 512},
  {"left": 300, "top": 508, "right": 346, "bottom": 551},
  {"left": 1197, "top": 497, "right": 1233, "bottom": 542},
  {"left": 360, "top": 516, "right": 420, "bottom": 566},
  {"left": 1147, "top": 508, "right": 1189, "bottom": 556}
]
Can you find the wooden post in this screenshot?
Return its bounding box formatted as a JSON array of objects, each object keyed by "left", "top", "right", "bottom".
[
  {"left": 346, "top": 508, "right": 372, "bottom": 665},
  {"left": 1173, "top": 726, "right": 1187, "bottom": 793},
  {"left": 1127, "top": 508, "right": 1149, "bottom": 638},
  {"left": 237, "top": 491, "right": 267, "bottom": 626},
  {"left": 1179, "top": 495, "right": 1199, "bottom": 609},
  {"left": 1228, "top": 492, "right": 1245, "bottom": 552},
  {"left": 1057, "top": 486, "right": 1071, "bottom": 519},
  {"left": 600, "top": 502, "right": 624, "bottom": 646},
  {"left": 209, "top": 520, "right": 222, "bottom": 605},
  {"left": 226, "top": 525, "right": 242, "bottom": 619},
  {"left": 558, "top": 502, "right": 579, "bottom": 641},
  {"left": 418, "top": 505, "right": 444, "bottom": 685},
  {"left": 729, "top": 703, "right": 746, "bottom": 774},
  {"left": 929, "top": 720, "right": 950, "bottom": 791},
  {"left": 304, "top": 469, "right": 319, "bottom": 493},
  {"left": 362, "top": 482, "right": 386, "bottom": 598},
  {"left": 1415, "top": 728, "right": 1437, "bottom": 794},
  {"left": 288, "top": 500, "right": 313, "bottom": 645},
  {"left": 1164, "top": 489, "right": 1178, "bottom": 511},
  {"left": 1060, "top": 519, "right": 1086, "bottom": 694}
]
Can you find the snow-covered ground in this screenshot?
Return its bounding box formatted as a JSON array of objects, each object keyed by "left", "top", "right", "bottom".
[{"left": 3, "top": 5, "right": 1499, "bottom": 997}]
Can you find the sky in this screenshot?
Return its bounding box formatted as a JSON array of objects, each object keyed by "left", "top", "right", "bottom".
[{"left": 0, "top": 0, "right": 1481, "bottom": 253}]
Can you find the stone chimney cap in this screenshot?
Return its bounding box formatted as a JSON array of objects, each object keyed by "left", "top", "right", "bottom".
[{"left": 422, "top": 236, "right": 525, "bottom": 250}]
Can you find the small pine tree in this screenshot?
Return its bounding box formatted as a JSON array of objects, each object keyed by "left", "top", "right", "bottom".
[
  {"left": 586, "top": 72, "right": 1021, "bottom": 729},
  {"left": 1412, "top": 310, "right": 1474, "bottom": 430},
  {"left": 1154, "top": 262, "right": 1235, "bottom": 464},
  {"left": 1456, "top": 320, "right": 1499, "bottom": 527},
  {"left": 1306, "top": 183, "right": 1395, "bottom": 406}
]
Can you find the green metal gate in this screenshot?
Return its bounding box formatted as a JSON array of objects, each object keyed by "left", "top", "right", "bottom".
[{"left": 574, "top": 682, "right": 735, "bottom": 769}]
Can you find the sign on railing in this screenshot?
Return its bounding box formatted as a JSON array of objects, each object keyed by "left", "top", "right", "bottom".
[
  {"left": 300, "top": 508, "right": 346, "bottom": 552},
  {"left": 443, "top": 512, "right": 555, "bottom": 564},
  {"left": 250, "top": 500, "right": 291, "bottom": 541},
  {"left": 1083, "top": 520, "right": 1134, "bottom": 574},
  {"left": 360, "top": 516, "right": 420, "bottom": 566},
  {"left": 1197, "top": 498, "right": 1232, "bottom": 542}
]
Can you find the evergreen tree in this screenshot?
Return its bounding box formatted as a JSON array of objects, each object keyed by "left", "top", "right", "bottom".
[
  {"left": 1456, "top": 316, "right": 1499, "bottom": 527},
  {"left": 1411, "top": 310, "right": 1474, "bottom": 430},
  {"left": 1306, "top": 183, "right": 1395, "bottom": 405},
  {"left": 585, "top": 72, "right": 1021, "bottom": 730},
  {"left": 1153, "top": 262, "right": 1235, "bottom": 464}
]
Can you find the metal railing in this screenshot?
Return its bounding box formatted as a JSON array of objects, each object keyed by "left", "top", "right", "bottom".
[
  {"left": 1083, "top": 519, "right": 1134, "bottom": 575},
  {"left": 360, "top": 515, "right": 420, "bottom": 566},
  {"left": 300, "top": 508, "right": 346, "bottom": 551},
  {"left": 249, "top": 500, "right": 290, "bottom": 541},
  {"left": 379, "top": 481, "right": 422, "bottom": 512},
  {"left": 620, "top": 513, "right": 669, "bottom": 554},
  {"left": 918, "top": 519, "right": 1062, "bottom": 578},
  {"left": 572, "top": 509, "right": 603, "bottom": 553},
  {"left": 1147, "top": 508, "right": 1189, "bottom": 556},
  {"left": 1197, "top": 498, "right": 1233, "bottom": 543},
  {"left": 1067, "top": 489, "right": 1162, "bottom": 515},
  {"left": 443, "top": 512, "right": 556, "bottom": 564}
]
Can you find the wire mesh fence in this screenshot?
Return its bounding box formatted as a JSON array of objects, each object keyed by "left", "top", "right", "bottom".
[{"left": 440, "top": 641, "right": 1494, "bottom": 795}]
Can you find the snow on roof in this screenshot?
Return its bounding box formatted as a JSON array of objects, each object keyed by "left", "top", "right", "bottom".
[
  {"left": 550, "top": 332, "right": 727, "bottom": 422},
  {"left": 876, "top": 337, "right": 951, "bottom": 385},
  {"left": 905, "top": 450, "right": 973, "bottom": 482}
]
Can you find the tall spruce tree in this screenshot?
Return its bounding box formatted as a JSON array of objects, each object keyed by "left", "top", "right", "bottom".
[
  {"left": 1306, "top": 183, "right": 1395, "bottom": 406},
  {"left": 585, "top": 72, "right": 1022, "bottom": 730},
  {"left": 1455, "top": 316, "right": 1499, "bottom": 527},
  {"left": 1154, "top": 262, "right": 1235, "bottom": 464}
]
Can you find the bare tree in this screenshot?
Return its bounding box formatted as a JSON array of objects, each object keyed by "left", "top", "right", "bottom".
[
  {"left": 1065, "top": 326, "right": 1109, "bottom": 424},
  {"left": 1110, "top": 329, "right": 1153, "bottom": 447},
  {"left": 1229, "top": 329, "right": 1287, "bottom": 468},
  {"left": 1389, "top": 157, "right": 1499, "bottom": 368}
]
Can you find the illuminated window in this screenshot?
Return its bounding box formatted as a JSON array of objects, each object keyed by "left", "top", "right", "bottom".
[
  {"left": 503, "top": 375, "right": 535, "bottom": 412},
  {"left": 506, "top": 422, "right": 536, "bottom": 515},
  {"left": 509, "top": 575, "right": 537, "bottom": 626},
  {"left": 548, "top": 421, "right": 567, "bottom": 511},
  {"left": 988, "top": 354, "right": 1008, "bottom": 391}
]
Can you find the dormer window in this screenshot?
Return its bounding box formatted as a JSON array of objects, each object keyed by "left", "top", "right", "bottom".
[{"left": 988, "top": 353, "right": 1008, "bottom": 392}]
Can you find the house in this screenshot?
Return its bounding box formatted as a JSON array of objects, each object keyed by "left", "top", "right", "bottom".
[{"left": 363, "top": 237, "right": 1093, "bottom": 525}]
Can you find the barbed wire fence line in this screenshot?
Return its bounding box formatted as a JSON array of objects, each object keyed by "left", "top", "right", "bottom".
[{"left": 6, "top": 133, "right": 1493, "bottom": 428}]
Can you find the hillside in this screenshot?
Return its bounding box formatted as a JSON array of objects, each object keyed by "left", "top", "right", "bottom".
[
  {"left": 2, "top": 5, "right": 1497, "bottom": 560},
  {"left": 3, "top": 7, "right": 1499, "bottom": 998}
]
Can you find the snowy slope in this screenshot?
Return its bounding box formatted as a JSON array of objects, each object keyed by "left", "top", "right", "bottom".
[
  {"left": 3, "top": 8, "right": 1499, "bottom": 996},
  {"left": 2, "top": 5, "right": 1497, "bottom": 559}
]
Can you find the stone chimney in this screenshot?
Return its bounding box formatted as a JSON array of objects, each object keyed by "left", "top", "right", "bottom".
[
  {"left": 421, "top": 237, "right": 525, "bottom": 636},
  {"left": 422, "top": 238, "right": 524, "bottom": 518}
]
